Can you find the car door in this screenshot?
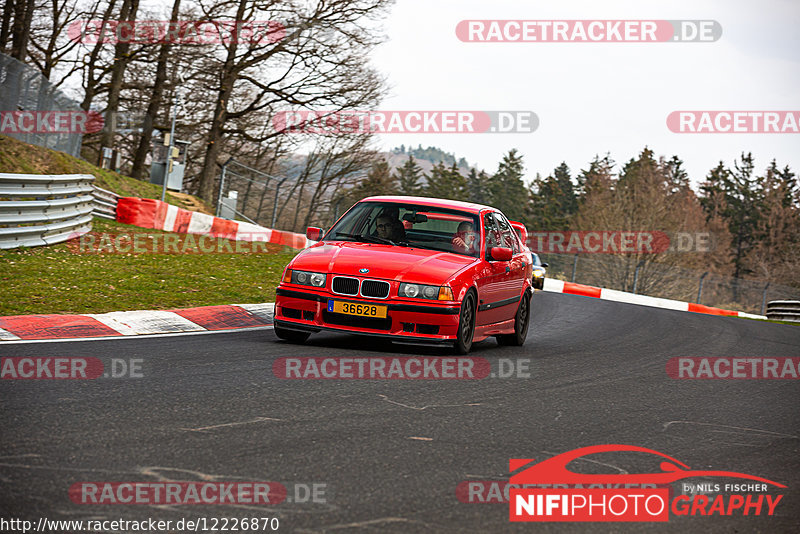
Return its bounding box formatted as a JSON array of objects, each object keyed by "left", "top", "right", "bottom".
[
  {"left": 492, "top": 212, "right": 526, "bottom": 320},
  {"left": 475, "top": 211, "right": 517, "bottom": 326}
]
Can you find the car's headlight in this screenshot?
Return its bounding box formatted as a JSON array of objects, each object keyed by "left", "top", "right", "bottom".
[
  {"left": 399, "top": 283, "right": 450, "bottom": 300},
  {"left": 533, "top": 270, "right": 545, "bottom": 278},
  {"left": 287, "top": 270, "right": 326, "bottom": 288}
]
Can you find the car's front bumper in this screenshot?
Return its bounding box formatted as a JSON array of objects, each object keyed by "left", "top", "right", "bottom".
[{"left": 275, "top": 287, "right": 461, "bottom": 341}]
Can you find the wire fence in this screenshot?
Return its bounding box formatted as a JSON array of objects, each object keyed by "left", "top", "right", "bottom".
[
  {"left": 216, "top": 159, "right": 285, "bottom": 228},
  {"left": 0, "top": 53, "right": 86, "bottom": 157},
  {"left": 539, "top": 252, "right": 800, "bottom": 315},
  {"left": 216, "top": 158, "right": 347, "bottom": 233}
]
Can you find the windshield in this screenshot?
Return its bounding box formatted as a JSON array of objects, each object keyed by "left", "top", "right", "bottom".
[{"left": 326, "top": 201, "right": 482, "bottom": 257}]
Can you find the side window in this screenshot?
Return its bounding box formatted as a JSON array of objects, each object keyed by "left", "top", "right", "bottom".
[
  {"left": 483, "top": 212, "right": 500, "bottom": 259},
  {"left": 493, "top": 213, "right": 519, "bottom": 254}
]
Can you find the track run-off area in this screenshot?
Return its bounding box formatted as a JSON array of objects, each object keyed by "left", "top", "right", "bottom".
[{"left": 1, "top": 291, "right": 798, "bottom": 533}]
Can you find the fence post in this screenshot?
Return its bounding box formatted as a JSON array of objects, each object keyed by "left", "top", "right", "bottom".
[
  {"left": 216, "top": 158, "right": 231, "bottom": 217},
  {"left": 271, "top": 176, "right": 291, "bottom": 229},
  {"left": 162, "top": 93, "right": 180, "bottom": 202},
  {"left": 761, "top": 282, "right": 771, "bottom": 315},
  {"left": 571, "top": 254, "right": 578, "bottom": 283},
  {"left": 632, "top": 260, "right": 646, "bottom": 295},
  {"left": 697, "top": 271, "right": 709, "bottom": 304}
]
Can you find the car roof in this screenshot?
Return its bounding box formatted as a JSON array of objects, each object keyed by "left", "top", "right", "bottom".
[{"left": 361, "top": 195, "right": 495, "bottom": 215}]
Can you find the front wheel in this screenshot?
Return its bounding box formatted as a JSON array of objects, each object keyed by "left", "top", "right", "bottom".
[
  {"left": 274, "top": 324, "right": 311, "bottom": 344},
  {"left": 453, "top": 291, "right": 477, "bottom": 354},
  {"left": 497, "top": 291, "right": 531, "bottom": 346}
]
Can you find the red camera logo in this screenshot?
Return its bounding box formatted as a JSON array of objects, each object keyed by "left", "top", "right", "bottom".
[{"left": 507, "top": 445, "right": 785, "bottom": 522}]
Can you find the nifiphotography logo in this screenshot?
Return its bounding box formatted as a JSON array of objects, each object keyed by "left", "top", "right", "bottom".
[{"left": 508, "top": 445, "right": 785, "bottom": 522}]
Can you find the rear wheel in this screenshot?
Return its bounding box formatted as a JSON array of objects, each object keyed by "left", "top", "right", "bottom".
[
  {"left": 453, "top": 291, "right": 477, "bottom": 354},
  {"left": 497, "top": 290, "right": 531, "bottom": 346},
  {"left": 274, "top": 324, "right": 311, "bottom": 344}
]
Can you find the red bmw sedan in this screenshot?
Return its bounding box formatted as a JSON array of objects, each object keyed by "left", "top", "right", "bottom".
[{"left": 274, "top": 196, "right": 534, "bottom": 353}]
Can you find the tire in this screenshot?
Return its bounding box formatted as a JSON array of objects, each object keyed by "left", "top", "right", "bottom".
[
  {"left": 274, "top": 324, "right": 311, "bottom": 344},
  {"left": 453, "top": 291, "right": 477, "bottom": 354},
  {"left": 497, "top": 290, "right": 531, "bottom": 346}
]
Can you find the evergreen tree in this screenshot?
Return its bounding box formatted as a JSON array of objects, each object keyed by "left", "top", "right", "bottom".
[
  {"left": 552, "top": 162, "right": 578, "bottom": 217},
  {"left": 489, "top": 149, "right": 527, "bottom": 221},
  {"left": 425, "top": 161, "right": 467, "bottom": 201},
  {"left": 393, "top": 155, "right": 424, "bottom": 196},
  {"left": 576, "top": 153, "right": 615, "bottom": 202},
  {"left": 466, "top": 168, "right": 490, "bottom": 204},
  {"left": 345, "top": 159, "right": 396, "bottom": 204},
  {"left": 526, "top": 163, "right": 578, "bottom": 231},
  {"left": 698, "top": 153, "right": 764, "bottom": 283},
  {"left": 527, "top": 174, "right": 567, "bottom": 231},
  {"left": 662, "top": 155, "right": 690, "bottom": 194}
]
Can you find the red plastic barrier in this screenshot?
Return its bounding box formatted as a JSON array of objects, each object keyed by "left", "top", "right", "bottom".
[
  {"left": 210, "top": 217, "right": 239, "bottom": 239},
  {"left": 116, "top": 197, "right": 160, "bottom": 229},
  {"left": 173, "top": 210, "right": 193, "bottom": 233},
  {"left": 116, "top": 197, "right": 307, "bottom": 249},
  {"left": 152, "top": 201, "right": 171, "bottom": 230},
  {"left": 687, "top": 303, "right": 738, "bottom": 317},
  {"left": 562, "top": 282, "right": 602, "bottom": 299}
]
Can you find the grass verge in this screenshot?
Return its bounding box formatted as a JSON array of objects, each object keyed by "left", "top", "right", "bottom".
[{"left": 0, "top": 219, "right": 298, "bottom": 316}]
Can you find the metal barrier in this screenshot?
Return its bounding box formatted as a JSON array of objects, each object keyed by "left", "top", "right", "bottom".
[
  {"left": 91, "top": 185, "right": 119, "bottom": 220},
  {"left": 0, "top": 173, "right": 95, "bottom": 249},
  {"left": 766, "top": 301, "right": 800, "bottom": 323}
]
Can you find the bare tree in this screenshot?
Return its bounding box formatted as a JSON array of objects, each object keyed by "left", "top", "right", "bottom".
[
  {"left": 129, "top": 0, "right": 181, "bottom": 179},
  {"left": 193, "top": 0, "right": 392, "bottom": 203},
  {"left": 96, "top": 0, "right": 139, "bottom": 164},
  {"left": 27, "top": 0, "right": 84, "bottom": 85}
]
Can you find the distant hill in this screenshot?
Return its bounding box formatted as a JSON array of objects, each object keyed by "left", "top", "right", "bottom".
[
  {"left": 389, "top": 145, "right": 472, "bottom": 172},
  {"left": 274, "top": 145, "right": 476, "bottom": 185}
]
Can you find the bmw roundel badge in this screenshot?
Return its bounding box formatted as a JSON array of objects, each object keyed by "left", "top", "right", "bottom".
[{"left": 359, "top": 268, "right": 369, "bottom": 273}]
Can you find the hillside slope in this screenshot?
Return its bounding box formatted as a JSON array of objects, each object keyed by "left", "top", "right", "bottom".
[{"left": 0, "top": 134, "right": 212, "bottom": 213}]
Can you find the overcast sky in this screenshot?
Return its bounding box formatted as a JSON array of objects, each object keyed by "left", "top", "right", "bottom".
[{"left": 370, "top": 0, "right": 800, "bottom": 185}]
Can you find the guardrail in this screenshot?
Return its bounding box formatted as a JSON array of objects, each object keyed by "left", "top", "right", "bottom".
[
  {"left": 766, "top": 301, "right": 800, "bottom": 323},
  {"left": 91, "top": 185, "right": 119, "bottom": 220},
  {"left": 0, "top": 173, "right": 95, "bottom": 249}
]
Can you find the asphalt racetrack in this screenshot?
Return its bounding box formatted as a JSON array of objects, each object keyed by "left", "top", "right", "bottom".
[{"left": 1, "top": 291, "right": 798, "bottom": 532}]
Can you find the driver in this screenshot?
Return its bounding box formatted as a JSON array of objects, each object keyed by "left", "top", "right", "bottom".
[
  {"left": 452, "top": 221, "right": 479, "bottom": 255},
  {"left": 376, "top": 214, "right": 406, "bottom": 242}
]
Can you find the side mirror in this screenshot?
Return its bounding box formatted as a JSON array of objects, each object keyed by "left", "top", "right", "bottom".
[
  {"left": 541, "top": 262, "right": 549, "bottom": 268},
  {"left": 490, "top": 247, "right": 513, "bottom": 261},
  {"left": 306, "top": 227, "right": 323, "bottom": 241}
]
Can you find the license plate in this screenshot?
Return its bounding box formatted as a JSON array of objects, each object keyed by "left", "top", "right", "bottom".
[{"left": 328, "top": 299, "right": 387, "bottom": 318}]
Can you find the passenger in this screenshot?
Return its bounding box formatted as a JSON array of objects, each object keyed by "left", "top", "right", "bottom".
[{"left": 452, "top": 221, "right": 479, "bottom": 255}]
